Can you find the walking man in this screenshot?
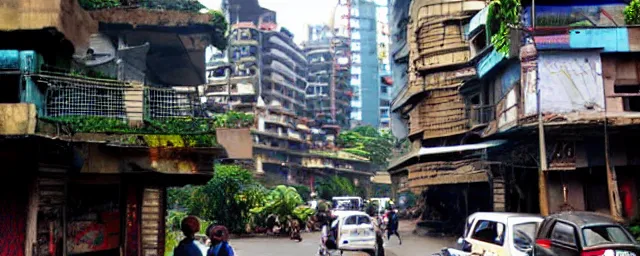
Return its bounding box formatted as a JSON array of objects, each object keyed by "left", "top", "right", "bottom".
[{"left": 386, "top": 206, "right": 402, "bottom": 245}]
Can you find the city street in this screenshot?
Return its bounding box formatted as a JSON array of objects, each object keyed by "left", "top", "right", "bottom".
[{"left": 231, "top": 220, "right": 455, "bottom": 256}]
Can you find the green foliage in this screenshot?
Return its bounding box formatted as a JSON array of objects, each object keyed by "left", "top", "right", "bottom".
[
  {"left": 337, "top": 126, "right": 394, "bottom": 167},
  {"left": 188, "top": 164, "right": 263, "bottom": 234},
  {"left": 292, "top": 205, "right": 316, "bottom": 222},
  {"left": 213, "top": 111, "right": 254, "bottom": 128},
  {"left": 166, "top": 210, "right": 188, "bottom": 231},
  {"left": 315, "top": 176, "right": 359, "bottom": 200},
  {"left": 626, "top": 0, "right": 640, "bottom": 25},
  {"left": 629, "top": 225, "right": 640, "bottom": 241},
  {"left": 209, "top": 10, "right": 229, "bottom": 50},
  {"left": 165, "top": 229, "right": 179, "bottom": 256},
  {"left": 487, "top": 0, "right": 521, "bottom": 56},
  {"left": 139, "top": 0, "right": 205, "bottom": 12},
  {"left": 168, "top": 186, "right": 196, "bottom": 209},
  {"left": 42, "top": 111, "right": 253, "bottom": 135},
  {"left": 290, "top": 184, "right": 312, "bottom": 202},
  {"left": 249, "top": 185, "right": 314, "bottom": 226},
  {"left": 79, "top": 0, "right": 121, "bottom": 10}
]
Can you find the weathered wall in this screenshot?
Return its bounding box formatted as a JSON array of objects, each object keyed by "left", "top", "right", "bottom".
[
  {"left": 0, "top": 104, "right": 36, "bottom": 135},
  {"left": 524, "top": 52, "right": 605, "bottom": 115},
  {"left": 409, "top": 89, "right": 467, "bottom": 139},
  {"left": 0, "top": 0, "right": 97, "bottom": 49},
  {"left": 216, "top": 128, "right": 253, "bottom": 159},
  {"left": 409, "top": 0, "right": 484, "bottom": 72},
  {"left": 601, "top": 56, "right": 640, "bottom": 113}
]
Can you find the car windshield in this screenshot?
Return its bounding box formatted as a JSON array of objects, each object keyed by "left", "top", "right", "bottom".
[{"left": 582, "top": 225, "right": 633, "bottom": 246}]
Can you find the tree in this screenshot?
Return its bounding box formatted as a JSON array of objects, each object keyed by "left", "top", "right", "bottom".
[
  {"left": 187, "top": 164, "right": 265, "bottom": 234},
  {"left": 337, "top": 126, "right": 394, "bottom": 167},
  {"left": 315, "top": 176, "right": 358, "bottom": 200}
]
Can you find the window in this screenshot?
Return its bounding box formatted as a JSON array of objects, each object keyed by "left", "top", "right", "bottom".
[
  {"left": 514, "top": 223, "right": 538, "bottom": 252},
  {"left": 623, "top": 97, "right": 640, "bottom": 112},
  {"left": 583, "top": 226, "right": 633, "bottom": 247},
  {"left": 357, "top": 216, "right": 371, "bottom": 225},
  {"left": 381, "top": 86, "right": 388, "bottom": 94},
  {"left": 551, "top": 222, "right": 577, "bottom": 245},
  {"left": 471, "top": 220, "right": 506, "bottom": 245},
  {"left": 614, "top": 84, "right": 640, "bottom": 94}
]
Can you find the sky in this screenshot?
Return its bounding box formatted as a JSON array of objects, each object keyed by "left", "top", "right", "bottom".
[{"left": 199, "top": 0, "right": 338, "bottom": 45}]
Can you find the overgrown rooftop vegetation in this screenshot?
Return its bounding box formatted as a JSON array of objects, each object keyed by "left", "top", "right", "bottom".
[
  {"left": 38, "top": 112, "right": 254, "bottom": 147},
  {"left": 79, "top": 0, "right": 229, "bottom": 50}
]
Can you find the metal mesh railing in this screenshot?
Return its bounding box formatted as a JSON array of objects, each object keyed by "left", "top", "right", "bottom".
[
  {"left": 36, "top": 73, "right": 202, "bottom": 120},
  {"left": 144, "top": 87, "right": 198, "bottom": 119},
  {"left": 37, "top": 74, "right": 132, "bottom": 119}
]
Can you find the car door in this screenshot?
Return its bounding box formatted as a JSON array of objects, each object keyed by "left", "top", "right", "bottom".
[
  {"left": 468, "top": 219, "right": 508, "bottom": 256},
  {"left": 549, "top": 221, "right": 580, "bottom": 256}
]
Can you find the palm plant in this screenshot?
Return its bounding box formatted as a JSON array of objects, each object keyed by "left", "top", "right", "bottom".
[{"left": 249, "top": 185, "right": 315, "bottom": 232}]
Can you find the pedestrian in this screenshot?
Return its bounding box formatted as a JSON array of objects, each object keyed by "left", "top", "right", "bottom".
[
  {"left": 207, "top": 225, "right": 235, "bottom": 256},
  {"left": 386, "top": 206, "right": 402, "bottom": 245},
  {"left": 174, "top": 216, "right": 204, "bottom": 256}
]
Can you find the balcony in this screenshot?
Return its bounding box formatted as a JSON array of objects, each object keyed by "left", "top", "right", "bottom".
[
  {"left": 6, "top": 73, "right": 253, "bottom": 148},
  {"left": 467, "top": 105, "right": 496, "bottom": 128}
]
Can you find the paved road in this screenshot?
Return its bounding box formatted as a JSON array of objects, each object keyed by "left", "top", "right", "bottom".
[{"left": 230, "top": 220, "right": 455, "bottom": 256}]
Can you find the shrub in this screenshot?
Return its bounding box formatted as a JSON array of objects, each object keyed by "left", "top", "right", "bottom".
[{"left": 625, "top": 0, "right": 640, "bottom": 25}]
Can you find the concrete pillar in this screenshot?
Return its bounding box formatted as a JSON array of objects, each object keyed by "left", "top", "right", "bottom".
[{"left": 125, "top": 83, "right": 144, "bottom": 127}]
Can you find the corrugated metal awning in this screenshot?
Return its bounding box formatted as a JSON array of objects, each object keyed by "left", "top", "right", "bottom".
[{"left": 387, "top": 140, "right": 506, "bottom": 171}]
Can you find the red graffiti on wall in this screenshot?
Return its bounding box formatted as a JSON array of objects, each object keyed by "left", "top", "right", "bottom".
[
  {"left": 126, "top": 186, "right": 140, "bottom": 256},
  {"left": 0, "top": 194, "right": 26, "bottom": 256}
]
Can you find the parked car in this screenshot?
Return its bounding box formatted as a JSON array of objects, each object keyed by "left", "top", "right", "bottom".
[
  {"left": 320, "top": 210, "right": 384, "bottom": 256},
  {"left": 534, "top": 212, "right": 640, "bottom": 256},
  {"left": 434, "top": 212, "right": 543, "bottom": 256}
]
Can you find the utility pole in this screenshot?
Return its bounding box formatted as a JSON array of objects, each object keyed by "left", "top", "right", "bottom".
[{"left": 532, "top": 0, "right": 550, "bottom": 216}]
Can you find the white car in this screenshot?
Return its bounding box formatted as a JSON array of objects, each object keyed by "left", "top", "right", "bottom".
[
  {"left": 449, "top": 212, "right": 542, "bottom": 256},
  {"left": 321, "top": 211, "right": 384, "bottom": 256}
]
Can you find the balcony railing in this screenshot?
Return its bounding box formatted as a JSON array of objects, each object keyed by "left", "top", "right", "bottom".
[
  {"left": 37, "top": 74, "right": 201, "bottom": 120},
  {"left": 467, "top": 105, "right": 495, "bottom": 127}
]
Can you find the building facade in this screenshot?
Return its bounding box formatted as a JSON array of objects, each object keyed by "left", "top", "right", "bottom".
[
  {"left": 208, "top": 2, "right": 375, "bottom": 191},
  {"left": 303, "top": 26, "right": 353, "bottom": 128},
  {"left": 376, "top": 0, "right": 392, "bottom": 130},
  {"left": 390, "top": 0, "right": 640, "bottom": 226},
  {"left": 0, "top": 2, "right": 250, "bottom": 255}
]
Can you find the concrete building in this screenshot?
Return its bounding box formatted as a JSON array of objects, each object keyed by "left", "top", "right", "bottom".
[
  {"left": 0, "top": 2, "right": 250, "bottom": 255},
  {"left": 390, "top": 0, "right": 640, "bottom": 226},
  {"left": 207, "top": 2, "right": 375, "bottom": 190},
  {"left": 303, "top": 25, "right": 352, "bottom": 128},
  {"left": 330, "top": 0, "right": 381, "bottom": 128},
  {"left": 376, "top": 0, "right": 392, "bottom": 129}
]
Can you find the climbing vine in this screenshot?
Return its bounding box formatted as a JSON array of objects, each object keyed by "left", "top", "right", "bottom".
[
  {"left": 625, "top": 0, "right": 640, "bottom": 25},
  {"left": 486, "top": 0, "right": 521, "bottom": 56},
  {"left": 209, "top": 10, "right": 229, "bottom": 50}
]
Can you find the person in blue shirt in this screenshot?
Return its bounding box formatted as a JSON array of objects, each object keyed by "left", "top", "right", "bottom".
[
  {"left": 206, "top": 225, "right": 235, "bottom": 256},
  {"left": 174, "top": 216, "right": 204, "bottom": 256}
]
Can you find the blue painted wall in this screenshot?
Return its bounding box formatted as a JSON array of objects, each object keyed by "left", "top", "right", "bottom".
[
  {"left": 477, "top": 49, "right": 506, "bottom": 78},
  {"left": 19, "top": 51, "right": 45, "bottom": 116},
  {"left": 569, "top": 28, "right": 629, "bottom": 52},
  {"left": 0, "top": 50, "right": 20, "bottom": 69}
]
